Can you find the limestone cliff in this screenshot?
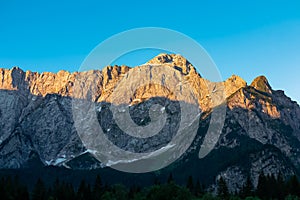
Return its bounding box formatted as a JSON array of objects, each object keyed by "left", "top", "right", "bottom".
[{"left": 0, "top": 54, "right": 299, "bottom": 191}]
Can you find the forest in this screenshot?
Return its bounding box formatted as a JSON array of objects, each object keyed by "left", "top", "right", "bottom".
[{"left": 1, "top": 172, "right": 300, "bottom": 200}]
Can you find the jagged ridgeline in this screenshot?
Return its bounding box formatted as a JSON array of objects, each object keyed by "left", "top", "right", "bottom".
[{"left": 0, "top": 54, "right": 300, "bottom": 191}]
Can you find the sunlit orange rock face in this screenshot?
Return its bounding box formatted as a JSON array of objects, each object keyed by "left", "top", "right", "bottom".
[{"left": 0, "top": 54, "right": 257, "bottom": 112}]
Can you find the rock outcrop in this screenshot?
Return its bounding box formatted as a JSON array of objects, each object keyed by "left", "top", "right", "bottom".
[{"left": 251, "top": 75, "right": 272, "bottom": 94}]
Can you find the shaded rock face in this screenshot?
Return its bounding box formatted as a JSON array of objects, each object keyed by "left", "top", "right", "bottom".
[
  {"left": 0, "top": 54, "right": 300, "bottom": 191},
  {"left": 96, "top": 97, "right": 182, "bottom": 153}
]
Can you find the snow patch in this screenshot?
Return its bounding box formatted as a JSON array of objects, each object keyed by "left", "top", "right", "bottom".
[
  {"left": 62, "top": 163, "right": 71, "bottom": 169},
  {"left": 54, "top": 158, "right": 67, "bottom": 165},
  {"left": 45, "top": 160, "right": 52, "bottom": 165},
  {"left": 105, "top": 143, "right": 175, "bottom": 167},
  {"left": 86, "top": 149, "right": 98, "bottom": 154},
  {"left": 106, "top": 158, "right": 139, "bottom": 166},
  {"left": 81, "top": 149, "right": 98, "bottom": 155}
]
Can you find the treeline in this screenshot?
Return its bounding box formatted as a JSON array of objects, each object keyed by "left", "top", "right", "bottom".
[{"left": 0, "top": 172, "right": 300, "bottom": 200}]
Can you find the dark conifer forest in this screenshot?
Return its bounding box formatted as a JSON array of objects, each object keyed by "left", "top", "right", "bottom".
[{"left": 1, "top": 172, "right": 299, "bottom": 200}]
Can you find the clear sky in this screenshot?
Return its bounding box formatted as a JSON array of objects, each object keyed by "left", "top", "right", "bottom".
[{"left": 0, "top": 0, "right": 300, "bottom": 103}]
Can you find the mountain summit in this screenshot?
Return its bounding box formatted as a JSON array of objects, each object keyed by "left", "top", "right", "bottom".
[
  {"left": 0, "top": 54, "right": 299, "bottom": 191},
  {"left": 251, "top": 75, "right": 272, "bottom": 94},
  {"left": 146, "top": 53, "right": 197, "bottom": 76}
]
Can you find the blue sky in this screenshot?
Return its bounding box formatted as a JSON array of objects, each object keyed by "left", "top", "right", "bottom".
[{"left": 0, "top": 0, "right": 300, "bottom": 102}]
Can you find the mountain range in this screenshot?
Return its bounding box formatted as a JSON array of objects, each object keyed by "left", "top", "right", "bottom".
[{"left": 0, "top": 53, "right": 299, "bottom": 191}]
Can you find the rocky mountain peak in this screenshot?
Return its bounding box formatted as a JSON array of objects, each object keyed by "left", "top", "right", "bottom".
[
  {"left": 101, "top": 65, "right": 130, "bottom": 79},
  {"left": 1, "top": 54, "right": 300, "bottom": 193},
  {"left": 222, "top": 75, "right": 247, "bottom": 99},
  {"left": 146, "top": 53, "right": 197, "bottom": 76},
  {"left": 225, "top": 75, "right": 247, "bottom": 89},
  {"left": 251, "top": 75, "right": 272, "bottom": 94},
  {"left": 0, "top": 67, "right": 26, "bottom": 91}
]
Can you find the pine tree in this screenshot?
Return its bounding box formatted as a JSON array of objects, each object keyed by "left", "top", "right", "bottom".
[
  {"left": 167, "top": 173, "right": 174, "bottom": 184},
  {"left": 276, "top": 172, "right": 286, "bottom": 199},
  {"left": 93, "top": 174, "right": 103, "bottom": 200},
  {"left": 268, "top": 174, "right": 277, "bottom": 199},
  {"left": 0, "top": 177, "right": 7, "bottom": 199},
  {"left": 15, "top": 185, "right": 30, "bottom": 200},
  {"left": 195, "top": 179, "right": 204, "bottom": 197},
  {"left": 52, "top": 178, "right": 61, "bottom": 199},
  {"left": 256, "top": 172, "right": 268, "bottom": 200},
  {"left": 153, "top": 177, "right": 161, "bottom": 185},
  {"left": 77, "top": 180, "right": 89, "bottom": 200},
  {"left": 3, "top": 176, "right": 13, "bottom": 199},
  {"left": 186, "top": 175, "right": 194, "bottom": 193},
  {"left": 58, "top": 181, "right": 76, "bottom": 200},
  {"left": 241, "top": 175, "right": 253, "bottom": 198},
  {"left": 111, "top": 184, "right": 128, "bottom": 200},
  {"left": 128, "top": 186, "right": 136, "bottom": 199},
  {"left": 217, "top": 176, "right": 229, "bottom": 200},
  {"left": 32, "top": 178, "right": 47, "bottom": 200},
  {"left": 287, "top": 175, "right": 300, "bottom": 197},
  {"left": 86, "top": 184, "right": 92, "bottom": 200}
]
